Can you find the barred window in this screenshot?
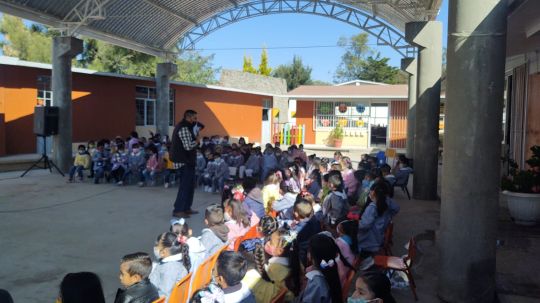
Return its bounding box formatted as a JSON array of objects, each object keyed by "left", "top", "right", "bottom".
[
  {"left": 314, "top": 101, "right": 370, "bottom": 130},
  {"left": 135, "top": 86, "right": 175, "bottom": 126}
]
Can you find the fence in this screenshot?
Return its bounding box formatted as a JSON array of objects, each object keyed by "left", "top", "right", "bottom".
[{"left": 272, "top": 123, "right": 305, "bottom": 145}]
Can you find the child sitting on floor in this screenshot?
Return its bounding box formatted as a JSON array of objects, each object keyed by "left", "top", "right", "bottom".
[
  {"left": 213, "top": 153, "right": 230, "bottom": 194},
  {"left": 291, "top": 198, "right": 321, "bottom": 267},
  {"left": 322, "top": 174, "right": 349, "bottom": 228},
  {"left": 111, "top": 143, "right": 129, "bottom": 185},
  {"left": 213, "top": 251, "right": 255, "bottom": 303},
  {"left": 242, "top": 177, "right": 265, "bottom": 219},
  {"left": 244, "top": 148, "right": 261, "bottom": 178},
  {"left": 170, "top": 218, "right": 206, "bottom": 272},
  {"left": 125, "top": 143, "right": 146, "bottom": 185},
  {"left": 149, "top": 232, "right": 191, "bottom": 299},
  {"left": 224, "top": 199, "right": 258, "bottom": 249},
  {"left": 262, "top": 170, "right": 282, "bottom": 212},
  {"left": 201, "top": 204, "right": 230, "bottom": 257},
  {"left": 68, "top": 144, "right": 91, "bottom": 182},
  {"left": 114, "top": 252, "right": 159, "bottom": 303},
  {"left": 142, "top": 145, "right": 162, "bottom": 187},
  {"left": 92, "top": 141, "right": 108, "bottom": 184}
]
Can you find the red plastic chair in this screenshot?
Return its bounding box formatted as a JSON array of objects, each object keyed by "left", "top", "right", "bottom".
[
  {"left": 374, "top": 237, "right": 418, "bottom": 300},
  {"left": 270, "top": 287, "right": 288, "bottom": 303},
  {"left": 234, "top": 225, "right": 262, "bottom": 251},
  {"left": 167, "top": 272, "right": 192, "bottom": 303},
  {"left": 153, "top": 297, "right": 166, "bottom": 303},
  {"left": 341, "top": 269, "right": 357, "bottom": 300},
  {"left": 378, "top": 222, "right": 394, "bottom": 256}
]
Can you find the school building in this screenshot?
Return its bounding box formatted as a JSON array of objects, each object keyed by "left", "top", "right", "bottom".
[
  {"left": 0, "top": 56, "right": 276, "bottom": 156},
  {"left": 0, "top": 55, "right": 438, "bottom": 157}
]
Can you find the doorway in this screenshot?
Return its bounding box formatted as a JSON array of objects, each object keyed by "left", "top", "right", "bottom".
[
  {"left": 369, "top": 103, "right": 389, "bottom": 148},
  {"left": 261, "top": 99, "right": 272, "bottom": 145}
]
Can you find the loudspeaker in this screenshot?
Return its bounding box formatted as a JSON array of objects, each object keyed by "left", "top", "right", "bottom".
[{"left": 34, "top": 106, "right": 59, "bottom": 136}]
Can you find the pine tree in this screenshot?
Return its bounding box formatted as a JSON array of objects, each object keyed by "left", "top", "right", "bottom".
[
  {"left": 258, "top": 48, "right": 272, "bottom": 76},
  {"left": 242, "top": 55, "right": 257, "bottom": 74}
]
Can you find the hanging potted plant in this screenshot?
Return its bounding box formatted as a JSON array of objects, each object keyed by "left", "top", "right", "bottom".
[
  {"left": 501, "top": 145, "right": 540, "bottom": 226},
  {"left": 328, "top": 124, "right": 344, "bottom": 148}
]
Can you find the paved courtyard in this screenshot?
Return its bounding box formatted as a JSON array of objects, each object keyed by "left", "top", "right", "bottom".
[{"left": 0, "top": 169, "right": 539, "bottom": 302}]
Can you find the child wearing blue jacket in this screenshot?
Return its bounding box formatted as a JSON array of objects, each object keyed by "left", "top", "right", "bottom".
[
  {"left": 124, "top": 143, "right": 146, "bottom": 185},
  {"left": 358, "top": 181, "right": 400, "bottom": 256}
]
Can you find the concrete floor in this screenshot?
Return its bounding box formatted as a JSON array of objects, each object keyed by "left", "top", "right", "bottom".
[{"left": 1, "top": 168, "right": 539, "bottom": 302}]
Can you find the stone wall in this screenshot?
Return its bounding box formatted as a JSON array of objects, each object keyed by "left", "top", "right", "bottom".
[{"left": 219, "top": 69, "right": 288, "bottom": 123}]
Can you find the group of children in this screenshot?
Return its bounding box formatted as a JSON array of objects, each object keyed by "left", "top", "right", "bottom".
[
  {"left": 67, "top": 132, "right": 174, "bottom": 187},
  {"left": 58, "top": 134, "right": 414, "bottom": 303}
]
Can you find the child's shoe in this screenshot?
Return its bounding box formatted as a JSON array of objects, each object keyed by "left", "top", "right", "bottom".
[
  {"left": 94, "top": 178, "right": 99, "bottom": 184},
  {"left": 117, "top": 181, "right": 123, "bottom": 186},
  {"left": 67, "top": 178, "right": 73, "bottom": 183},
  {"left": 138, "top": 181, "right": 144, "bottom": 187},
  {"left": 164, "top": 182, "right": 170, "bottom": 188}
]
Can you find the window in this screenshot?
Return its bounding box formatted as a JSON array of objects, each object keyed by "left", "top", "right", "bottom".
[
  {"left": 314, "top": 101, "right": 370, "bottom": 130},
  {"left": 37, "top": 76, "right": 52, "bottom": 106},
  {"left": 135, "top": 86, "right": 175, "bottom": 126}
]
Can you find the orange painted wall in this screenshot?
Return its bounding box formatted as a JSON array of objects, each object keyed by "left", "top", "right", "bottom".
[
  {"left": 0, "top": 113, "right": 5, "bottom": 156},
  {"left": 526, "top": 73, "right": 540, "bottom": 159},
  {"left": 389, "top": 100, "right": 408, "bottom": 148},
  {"left": 174, "top": 85, "right": 268, "bottom": 143},
  {"left": 0, "top": 64, "right": 271, "bottom": 155},
  {"left": 296, "top": 100, "right": 315, "bottom": 144}
]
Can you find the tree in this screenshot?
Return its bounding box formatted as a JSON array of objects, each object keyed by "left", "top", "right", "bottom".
[
  {"left": 258, "top": 48, "right": 272, "bottom": 76},
  {"left": 335, "top": 32, "right": 403, "bottom": 84},
  {"left": 272, "top": 55, "right": 313, "bottom": 91},
  {"left": 0, "top": 15, "right": 218, "bottom": 84},
  {"left": 0, "top": 15, "right": 52, "bottom": 63},
  {"left": 174, "top": 51, "right": 219, "bottom": 84},
  {"left": 243, "top": 55, "right": 257, "bottom": 74}
]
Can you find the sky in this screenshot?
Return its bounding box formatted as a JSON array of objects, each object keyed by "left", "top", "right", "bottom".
[
  {"left": 195, "top": 0, "right": 448, "bottom": 83},
  {"left": 0, "top": 0, "right": 448, "bottom": 83}
]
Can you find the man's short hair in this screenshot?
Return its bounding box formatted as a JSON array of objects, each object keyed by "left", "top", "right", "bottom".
[
  {"left": 121, "top": 252, "right": 152, "bottom": 279},
  {"left": 184, "top": 110, "right": 197, "bottom": 119},
  {"left": 216, "top": 251, "right": 248, "bottom": 286}
]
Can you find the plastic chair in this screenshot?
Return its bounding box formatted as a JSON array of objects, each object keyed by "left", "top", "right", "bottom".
[
  {"left": 189, "top": 244, "right": 228, "bottom": 297},
  {"left": 152, "top": 296, "right": 166, "bottom": 303},
  {"left": 270, "top": 287, "right": 288, "bottom": 303},
  {"left": 167, "top": 272, "right": 192, "bottom": 303},
  {"left": 341, "top": 269, "right": 357, "bottom": 300},
  {"left": 234, "top": 224, "right": 262, "bottom": 251},
  {"left": 374, "top": 238, "right": 418, "bottom": 300},
  {"left": 394, "top": 172, "right": 411, "bottom": 200}
]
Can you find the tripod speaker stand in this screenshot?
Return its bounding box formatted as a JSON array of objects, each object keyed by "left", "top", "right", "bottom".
[
  {"left": 21, "top": 136, "right": 64, "bottom": 177},
  {"left": 21, "top": 106, "right": 64, "bottom": 177}
]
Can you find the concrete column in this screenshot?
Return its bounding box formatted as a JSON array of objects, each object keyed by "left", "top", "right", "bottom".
[
  {"left": 405, "top": 21, "right": 442, "bottom": 200},
  {"left": 401, "top": 57, "right": 417, "bottom": 159},
  {"left": 438, "top": 1, "right": 507, "bottom": 302},
  {"left": 156, "top": 62, "right": 177, "bottom": 137},
  {"left": 52, "top": 36, "right": 83, "bottom": 173}
]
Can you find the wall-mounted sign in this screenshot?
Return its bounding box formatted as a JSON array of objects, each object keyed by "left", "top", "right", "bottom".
[{"left": 356, "top": 104, "right": 366, "bottom": 113}]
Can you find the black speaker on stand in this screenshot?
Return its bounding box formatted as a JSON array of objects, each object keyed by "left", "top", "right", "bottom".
[{"left": 21, "top": 106, "right": 65, "bottom": 177}]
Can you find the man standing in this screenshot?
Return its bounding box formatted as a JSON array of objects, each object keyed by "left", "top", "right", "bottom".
[{"left": 171, "top": 110, "right": 199, "bottom": 218}]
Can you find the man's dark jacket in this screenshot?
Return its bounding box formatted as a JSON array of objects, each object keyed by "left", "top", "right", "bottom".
[{"left": 171, "top": 119, "right": 196, "bottom": 166}]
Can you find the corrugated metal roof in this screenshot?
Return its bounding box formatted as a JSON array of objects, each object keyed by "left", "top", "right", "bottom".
[{"left": 0, "top": 0, "right": 442, "bottom": 57}]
